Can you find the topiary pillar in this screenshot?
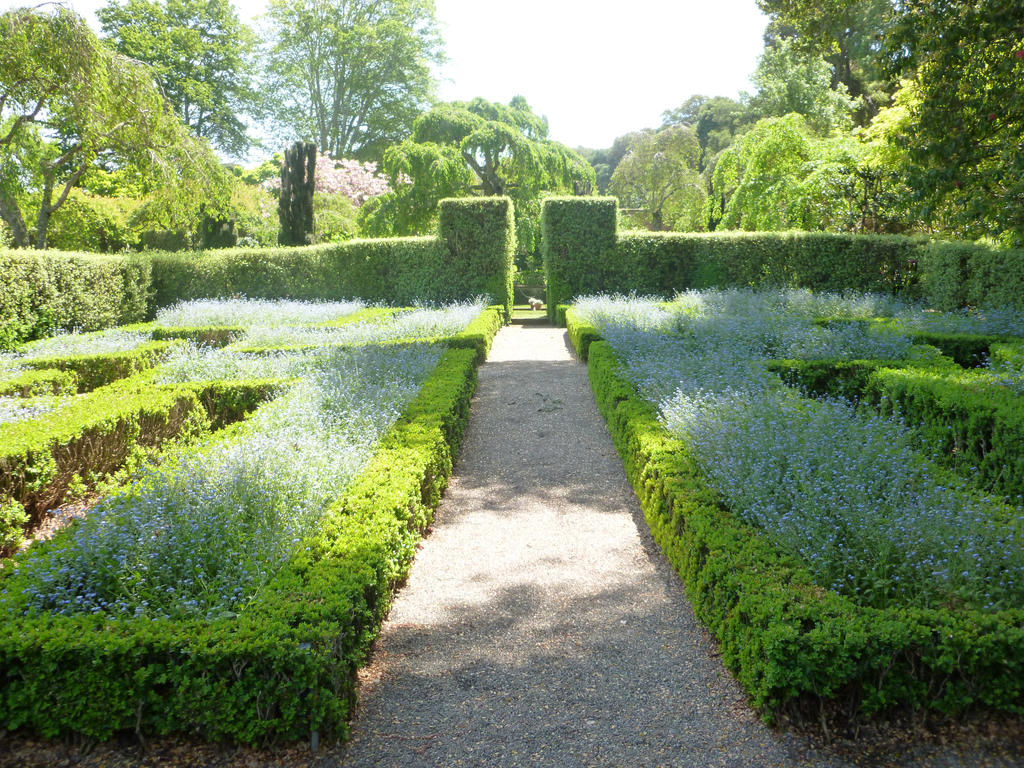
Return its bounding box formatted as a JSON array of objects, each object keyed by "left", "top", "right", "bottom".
[{"left": 278, "top": 141, "right": 316, "bottom": 246}]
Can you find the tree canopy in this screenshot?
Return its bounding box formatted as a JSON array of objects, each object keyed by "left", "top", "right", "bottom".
[
  {"left": 745, "top": 39, "right": 855, "bottom": 133},
  {"left": 98, "top": 0, "right": 260, "bottom": 157},
  {"left": 886, "top": 0, "right": 1024, "bottom": 243},
  {"left": 364, "top": 96, "right": 595, "bottom": 254},
  {"left": 609, "top": 125, "right": 705, "bottom": 231},
  {"left": 262, "top": 0, "right": 443, "bottom": 160},
  {"left": 0, "top": 6, "right": 230, "bottom": 248}
]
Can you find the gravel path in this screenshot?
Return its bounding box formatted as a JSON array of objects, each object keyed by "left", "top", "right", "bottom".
[{"left": 336, "top": 325, "right": 829, "bottom": 767}]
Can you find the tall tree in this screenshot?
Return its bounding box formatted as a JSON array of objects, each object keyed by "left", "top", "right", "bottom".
[
  {"left": 886, "top": 0, "right": 1024, "bottom": 244},
  {"left": 577, "top": 131, "right": 645, "bottom": 193},
  {"left": 756, "top": 0, "right": 895, "bottom": 123},
  {"left": 662, "top": 95, "right": 752, "bottom": 171},
  {"left": 98, "top": 0, "right": 260, "bottom": 157},
  {"left": 609, "top": 125, "right": 705, "bottom": 231},
  {"left": 263, "top": 0, "right": 443, "bottom": 160},
  {"left": 363, "top": 97, "right": 594, "bottom": 256},
  {"left": 0, "top": 6, "right": 229, "bottom": 248},
  {"left": 710, "top": 113, "right": 869, "bottom": 231},
  {"left": 745, "top": 39, "right": 855, "bottom": 133}
]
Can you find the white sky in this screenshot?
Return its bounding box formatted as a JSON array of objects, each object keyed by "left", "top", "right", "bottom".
[{"left": 8, "top": 0, "right": 768, "bottom": 150}]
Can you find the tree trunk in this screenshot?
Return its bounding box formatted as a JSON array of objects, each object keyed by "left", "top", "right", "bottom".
[
  {"left": 0, "top": 188, "right": 30, "bottom": 247},
  {"left": 34, "top": 175, "right": 55, "bottom": 250}
]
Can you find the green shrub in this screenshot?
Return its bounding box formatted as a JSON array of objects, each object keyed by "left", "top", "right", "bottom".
[
  {"left": 0, "top": 251, "right": 151, "bottom": 350},
  {"left": 148, "top": 198, "right": 517, "bottom": 316},
  {"left": 920, "top": 241, "right": 1024, "bottom": 311},
  {"left": 44, "top": 191, "right": 141, "bottom": 254},
  {"left": 0, "top": 373, "right": 277, "bottom": 525},
  {"left": 864, "top": 367, "right": 1024, "bottom": 503},
  {"left": 20, "top": 340, "right": 177, "bottom": 392},
  {"left": 438, "top": 197, "right": 517, "bottom": 319},
  {"left": 0, "top": 369, "right": 78, "bottom": 398},
  {"left": 579, "top": 333, "right": 1024, "bottom": 720},
  {"left": 542, "top": 197, "right": 1024, "bottom": 312},
  {"left": 542, "top": 197, "right": 619, "bottom": 322},
  {"left": 991, "top": 342, "right": 1024, "bottom": 370},
  {"left": 0, "top": 499, "right": 28, "bottom": 555},
  {"left": 312, "top": 192, "right": 358, "bottom": 244}
]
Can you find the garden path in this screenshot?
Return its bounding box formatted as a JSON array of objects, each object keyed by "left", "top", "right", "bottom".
[{"left": 335, "top": 323, "right": 831, "bottom": 767}]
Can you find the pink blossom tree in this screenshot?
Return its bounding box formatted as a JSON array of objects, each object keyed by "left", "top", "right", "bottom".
[{"left": 267, "top": 153, "right": 397, "bottom": 207}]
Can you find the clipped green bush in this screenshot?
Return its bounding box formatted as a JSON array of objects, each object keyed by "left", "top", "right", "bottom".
[
  {"left": 920, "top": 241, "right": 1024, "bottom": 311},
  {"left": 19, "top": 340, "right": 177, "bottom": 392},
  {"left": 864, "top": 367, "right": 1024, "bottom": 502},
  {"left": 542, "top": 197, "right": 1024, "bottom": 321},
  {"left": 542, "top": 197, "right": 618, "bottom": 322},
  {"left": 0, "top": 369, "right": 78, "bottom": 398},
  {"left": 2, "top": 199, "right": 516, "bottom": 347},
  {"left": 0, "top": 251, "right": 151, "bottom": 350},
  {"left": 438, "top": 197, "right": 516, "bottom": 319},
  {"left": 149, "top": 198, "right": 517, "bottom": 316},
  {"left": 0, "top": 373, "right": 278, "bottom": 525}
]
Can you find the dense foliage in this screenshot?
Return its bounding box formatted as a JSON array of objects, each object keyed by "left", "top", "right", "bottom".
[
  {"left": 0, "top": 7, "right": 231, "bottom": 250},
  {"left": 262, "top": 0, "right": 442, "bottom": 160}
]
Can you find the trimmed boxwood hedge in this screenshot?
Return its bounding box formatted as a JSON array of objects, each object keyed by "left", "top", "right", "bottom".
[
  {"left": 769, "top": 349, "right": 1024, "bottom": 502},
  {"left": 18, "top": 340, "right": 178, "bottom": 392},
  {"left": 0, "top": 251, "right": 151, "bottom": 350},
  {"left": 0, "top": 198, "right": 517, "bottom": 348},
  {"left": 0, "top": 372, "right": 281, "bottom": 524},
  {"left": 576, "top": 328, "right": 1024, "bottom": 721},
  {"left": 0, "top": 369, "right": 78, "bottom": 398},
  {"left": 0, "top": 315, "right": 498, "bottom": 743},
  {"left": 542, "top": 197, "right": 1024, "bottom": 322}
]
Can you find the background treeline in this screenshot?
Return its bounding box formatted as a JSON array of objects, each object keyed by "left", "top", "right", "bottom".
[
  {"left": 2, "top": 0, "right": 1021, "bottom": 263},
  {"left": 0, "top": 0, "right": 591, "bottom": 275},
  {"left": 581, "top": 0, "right": 1024, "bottom": 248}
]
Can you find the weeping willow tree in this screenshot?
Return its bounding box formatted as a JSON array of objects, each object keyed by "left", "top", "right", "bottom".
[
  {"left": 0, "top": 6, "right": 230, "bottom": 249},
  {"left": 362, "top": 96, "right": 595, "bottom": 258}
]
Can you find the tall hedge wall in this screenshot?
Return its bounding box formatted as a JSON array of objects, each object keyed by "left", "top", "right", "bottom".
[
  {"left": 0, "top": 252, "right": 150, "bottom": 350},
  {"left": 0, "top": 198, "right": 517, "bottom": 349},
  {"left": 152, "top": 197, "right": 517, "bottom": 317},
  {"left": 542, "top": 197, "right": 1024, "bottom": 315}
]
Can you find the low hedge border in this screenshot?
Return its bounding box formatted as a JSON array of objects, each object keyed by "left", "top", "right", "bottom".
[
  {"left": 569, "top": 315, "right": 1024, "bottom": 721},
  {"left": 0, "top": 340, "right": 489, "bottom": 743},
  {"left": 0, "top": 373, "right": 280, "bottom": 524},
  {"left": 224, "top": 305, "right": 504, "bottom": 363},
  {"left": 564, "top": 306, "right": 601, "bottom": 359},
  {"left": 0, "top": 368, "right": 78, "bottom": 397},
  {"left": 769, "top": 355, "right": 1024, "bottom": 501},
  {"left": 19, "top": 340, "right": 178, "bottom": 392},
  {"left": 865, "top": 367, "right": 1024, "bottom": 502}
]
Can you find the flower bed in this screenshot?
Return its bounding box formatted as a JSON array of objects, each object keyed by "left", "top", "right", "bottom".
[
  {"left": 0, "top": 299, "right": 500, "bottom": 742},
  {"left": 570, "top": 289, "right": 1024, "bottom": 719}
]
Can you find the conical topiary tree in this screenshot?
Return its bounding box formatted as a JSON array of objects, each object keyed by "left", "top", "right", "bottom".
[{"left": 278, "top": 141, "right": 316, "bottom": 245}]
